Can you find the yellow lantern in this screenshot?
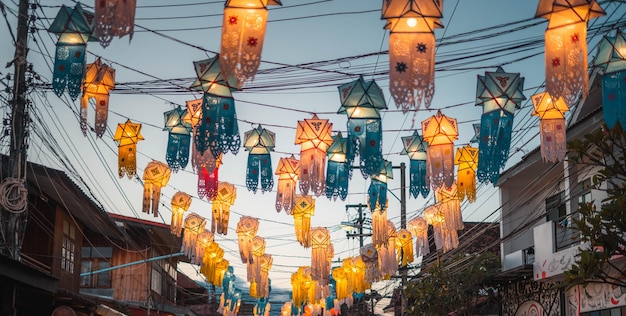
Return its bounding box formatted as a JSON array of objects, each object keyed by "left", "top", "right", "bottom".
[
  {"left": 142, "top": 161, "right": 171, "bottom": 217},
  {"left": 170, "top": 191, "right": 192, "bottom": 237},
  {"left": 81, "top": 57, "right": 115, "bottom": 138},
  {"left": 293, "top": 195, "right": 315, "bottom": 247},
  {"left": 310, "top": 227, "right": 331, "bottom": 286},
  {"left": 536, "top": 0, "right": 605, "bottom": 105},
  {"left": 531, "top": 91, "right": 570, "bottom": 163},
  {"left": 236, "top": 216, "right": 260, "bottom": 264},
  {"left": 421, "top": 110, "right": 458, "bottom": 190},
  {"left": 395, "top": 229, "right": 414, "bottom": 267},
  {"left": 377, "top": 220, "right": 398, "bottom": 280},
  {"left": 424, "top": 202, "right": 458, "bottom": 252},
  {"left": 113, "top": 119, "right": 144, "bottom": 179},
  {"left": 213, "top": 258, "right": 230, "bottom": 287},
  {"left": 211, "top": 181, "right": 237, "bottom": 235},
  {"left": 275, "top": 155, "right": 300, "bottom": 214},
  {"left": 194, "top": 229, "right": 215, "bottom": 265},
  {"left": 408, "top": 216, "right": 429, "bottom": 257},
  {"left": 94, "top": 0, "right": 136, "bottom": 47},
  {"left": 454, "top": 144, "right": 478, "bottom": 202},
  {"left": 292, "top": 266, "right": 313, "bottom": 308},
  {"left": 200, "top": 241, "right": 225, "bottom": 286},
  {"left": 343, "top": 257, "right": 368, "bottom": 294},
  {"left": 182, "top": 213, "right": 207, "bottom": 260},
  {"left": 295, "top": 114, "right": 334, "bottom": 196},
  {"left": 331, "top": 266, "right": 348, "bottom": 300},
  {"left": 360, "top": 243, "right": 380, "bottom": 284}
]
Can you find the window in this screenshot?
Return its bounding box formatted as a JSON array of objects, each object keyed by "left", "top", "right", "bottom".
[
  {"left": 61, "top": 220, "right": 76, "bottom": 273},
  {"left": 578, "top": 178, "right": 592, "bottom": 206},
  {"left": 546, "top": 191, "right": 566, "bottom": 224},
  {"left": 80, "top": 247, "right": 113, "bottom": 288}
]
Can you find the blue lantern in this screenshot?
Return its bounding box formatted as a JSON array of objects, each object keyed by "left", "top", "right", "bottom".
[
  {"left": 163, "top": 106, "right": 192, "bottom": 172},
  {"left": 244, "top": 125, "right": 275, "bottom": 193},
  {"left": 595, "top": 29, "right": 626, "bottom": 128},
  {"left": 367, "top": 159, "right": 393, "bottom": 212},
  {"left": 401, "top": 130, "right": 430, "bottom": 198},
  {"left": 325, "top": 132, "right": 352, "bottom": 201}
]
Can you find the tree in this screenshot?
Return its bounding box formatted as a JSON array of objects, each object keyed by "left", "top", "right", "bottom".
[{"left": 564, "top": 123, "right": 626, "bottom": 288}]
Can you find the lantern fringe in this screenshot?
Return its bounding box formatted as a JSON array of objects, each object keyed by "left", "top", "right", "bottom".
[
  {"left": 80, "top": 93, "right": 110, "bottom": 138},
  {"left": 142, "top": 184, "right": 161, "bottom": 217},
  {"left": 409, "top": 159, "right": 430, "bottom": 198},
  {"left": 211, "top": 182, "right": 236, "bottom": 235},
  {"left": 198, "top": 167, "right": 219, "bottom": 200},
  {"left": 602, "top": 71, "right": 626, "bottom": 129},
  {"left": 118, "top": 144, "right": 138, "bottom": 179},
  {"left": 408, "top": 217, "right": 430, "bottom": 257},
  {"left": 276, "top": 179, "right": 297, "bottom": 214},
  {"left": 165, "top": 134, "right": 191, "bottom": 172},
  {"left": 94, "top": 0, "right": 136, "bottom": 47},
  {"left": 367, "top": 179, "right": 388, "bottom": 212},
  {"left": 325, "top": 160, "right": 349, "bottom": 201},
  {"left": 539, "top": 118, "right": 567, "bottom": 163},
  {"left": 246, "top": 154, "right": 274, "bottom": 193},
  {"left": 349, "top": 119, "right": 383, "bottom": 177},
  {"left": 196, "top": 94, "right": 241, "bottom": 158},
  {"left": 371, "top": 209, "right": 388, "bottom": 248},
  {"left": 360, "top": 244, "right": 380, "bottom": 284},
  {"left": 396, "top": 229, "right": 414, "bottom": 267},
  {"left": 52, "top": 43, "right": 86, "bottom": 100},
  {"left": 427, "top": 143, "right": 455, "bottom": 190},
  {"left": 299, "top": 148, "right": 327, "bottom": 197}
]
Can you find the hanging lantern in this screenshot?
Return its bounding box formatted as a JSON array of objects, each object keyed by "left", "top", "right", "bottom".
[
  {"left": 368, "top": 159, "right": 393, "bottom": 212},
  {"left": 113, "top": 119, "right": 144, "bottom": 178},
  {"left": 163, "top": 106, "right": 192, "bottom": 172},
  {"left": 436, "top": 183, "right": 463, "bottom": 231},
  {"left": 200, "top": 241, "right": 225, "bottom": 286},
  {"left": 475, "top": 67, "right": 526, "bottom": 184},
  {"left": 244, "top": 125, "right": 275, "bottom": 193},
  {"left": 396, "top": 229, "right": 414, "bottom": 267},
  {"left": 295, "top": 114, "right": 334, "bottom": 196},
  {"left": 536, "top": 0, "right": 605, "bottom": 105},
  {"left": 382, "top": 0, "right": 444, "bottom": 112},
  {"left": 454, "top": 144, "right": 478, "bottom": 202},
  {"left": 293, "top": 195, "right": 315, "bottom": 248},
  {"left": 408, "top": 216, "right": 429, "bottom": 257},
  {"left": 359, "top": 243, "right": 380, "bottom": 284},
  {"left": 401, "top": 130, "right": 430, "bottom": 198},
  {"left": 252, "top": 254, "right": 273, "bottom": 298},
  {"left": 198, "top": 154, "right": 223, "bottom": 201},
  {"left": 213, "top": 259, "right": 230, "bottom": 289},
  {"left": 248, "top": 236, "right": 266, "bottom": 284},
  {"left": 343, "top": 257, "right": 367, "bottom": 295},
  {"left": 292, "top": 266, "right": 313, "bottom": 310},
  {"left": 594, "top": 29, "right": 626, "bottom": 128},
  {"left": 275, "top": 155, "right": 300, "bottom": 213},
  {"left": 421, "top": 110, "right": 458, "bottom": 190},
  {"left": 183, "top": 98, "right": 217, "bottom": 174},
  {"left": 94, "top": 0, "right": 136, "bottom": 47},
  {"left": 531, "top": 91, "right": 570, "bottom": 163},
  {"left": 337, "top": 75, "right": 388, "bottom": 177},
  {"left": 211, "top": 181, "right": 237, "bottom": 235},
  {"left": 220, "top": 0, "right": 283, "bottom": 88},
  {"left": 331, "top": 267, "right": 348, "bottom": 301},
  {"left": 48, "top": 3, "right": 97, "bottom": 100},
  {"left": 372, "top": 209, "right": 388, "bottom": 248},
  {"left": 237, "top": 216, "right": 260, "bottom": 264},
  {"left": 170, "top": 191, "right": 192, "bottom": 237},
  {"left": 142, "top": 161, "right": 171, "bottom": 217},
  {"left": 81, "top": 57, "right": 115, "bottom": 137},
  {"left": 310, "top": 227, "right": 331, "bottom": 286},
  {"left": 325, "top": 132, "right": 352, "bottom": 201},
  {"left": 377, "top": 220, "right": 398, "bottom": 279},
  {"left": 424, "top": 202, "right": 458, "bottom": 252},
  {"left": 194, "top": 229, "right": 215, "bottom": 265},
  {"left": 181, "top": 213, "right": 207, "bottom": 260}
]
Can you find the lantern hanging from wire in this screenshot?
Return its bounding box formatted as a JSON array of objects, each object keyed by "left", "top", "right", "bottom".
[
  {"left": 182, "top": 213, "right": 207, "bottom": 260},
  {"left": 198, "top": 154, "right": 223, "bottom": 201},
  {"left": 220, "top": 0, "right": 283, "bottom": 88},
  {"left": 200, "top": 241, "right": 225, "bottom": 286},
  {"left": 251, "top": 254, "right": 273, "bottom": 299},
  {"left": 337, "top": 75, "right": 387, "bottom": 177},
  {"left": 343, "top": 256, "right": 367, "bottom": 294},
  {"left": 244, "top": 125, "right": 275, "bottom": 193},
  {"left": 475, "top": 67, "right": 526, "bottom": 184},
  {"left": 48, "top": 3, "right": 97, "bottom": 100},
  {"left": 170, "top": 191, "right": 192, "bottom": 237},
  {"left": 371, "top": 208, "right": 388, "bottom": 249},
  {"left": 94, "top": 0, "right": 136, "bottom": 47},
  {"left": 212, "top": 259, "right": 230, "bottom": 289},
  {"left": 141, "top": 161, "right": 171, "bottom": 217},
  {"left": 325, "top": 132, "right": 352, "bottom": 201},
  {"left": 454, "top": 144, "right": 478, "bottom": 202},
  {"left": 194, "top": 229, "right": 215, "bottom": 265},
  {"left": 293, "top": 195, "right": 315, "bottom": 248},
  {"left": 377, "top": 220, "right": 398, "bottom": 280},
  {"left": 295, "top": 114, "right": 334, "bottom": 196},
  {"left": 360, "top": 243, "right": 380, "bottom": 284},
  {"left": 254, "top": 282, "right": 272, "bottom": 316},
  {"left": 275, "top": 155, "right": 300, "bottom": 213},
  {"left": 421, "top": 110, "right": 458, "bottom": 190},
  {"left": 113, "top": 119, "right": 144, "bottom": 178},
  {"left": 436, "top": 183, "right": 463, "bottom": 231},
  {"left": 401, "top": 130, "right": 430, "bottom": 198},
  {"left": 382, "top": 0, "right": 444, "bottom": 112},
  {"left": 396, "top": 229, "right": 414, "bottom": 267},
  {"left": 292, "top": 267, "right": 313, "bottom": 310},
  {"left": 211, "top": 181, "right": 237, "bottom": 235},
  {"left": 183, "top": 98, "right": 217, "bottom": 173},
  {"left": 594, "top": 29, "right": 626, "bottom": 128},
  {"left": 368, "top": 159, "right": 393, "bottom": 212},
  {"left": 310, "top": 227, "right": 331, "bottom": 286},
  {"left": 163, "top": 106, "right": 192, "bottom": 172},
  {"left": 237, "top": 216, "right": 260, "bottom": 264},
  {"left": 81, "top": 57, "right": 115, "bottom": 137},
  {"left": 248, "top": 236, "right": 266, "bottom": 284},
  {"left": 531, "top": 91, "right": 570, "bottom": 163},
  {"left": 424, "top": 202, "right": 458, "bottom": 252},
  {"left": 331, "top": 267, "right": 348, "bottom": 301},
  {"left": 408, "top": 216, "right": 429, "bottom": 257},
  {"left": 536, "top": 0, "right": 605, "bottom": 105}
]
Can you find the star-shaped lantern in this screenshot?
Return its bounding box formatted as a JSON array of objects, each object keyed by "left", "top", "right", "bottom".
[
  {"left": 421, "top": 110, "right": 458, "bottom": 190},
  {"left": 454, "top": 145, "right": 478, "bottom": 202},
  {"left": 275, "top": 155, "right": 300, "bottom": 214},
  {"left": 401, "top": 130, "right": 430, "bottom": 198},
  {"left": 163, "top": 106, "right": 192, "bottom": 172},
  {"left": 81, "top": 57, "right": 115, "bottom": 138},
  {"left": 244, "top": 125, "right": 275, "bottom": 193},
  {"left": 295, "top": 114, "right": 333, "bottom": 196},
  {"left": 113, "top": 119, "right": 144, "bottom": 178},
  {"left": 142, "top": 161, "right": 171, "bottom": 217},
  {"left": 531, "top": 91, "right": 570, "bottom": 163}
]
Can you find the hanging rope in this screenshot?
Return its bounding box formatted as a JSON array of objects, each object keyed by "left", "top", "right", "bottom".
[{"left": 0, "top": 177, "right": 28, "bottom": 213}]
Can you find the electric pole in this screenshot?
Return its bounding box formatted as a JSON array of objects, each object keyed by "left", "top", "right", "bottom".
[{"left": 344, "top": 203, "right": 371, "bottom": 248}]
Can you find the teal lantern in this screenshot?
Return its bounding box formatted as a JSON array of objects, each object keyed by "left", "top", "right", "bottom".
[
  {"left": 367, "top": 159, "right": 393, "bottom": 212},
  {"left": 163, "top": 106, "right": 192, "bottom": 172},
  {"left": 401, "top": 130, "right": 430, "bottom": 198},
  {"left": 244, "top": 125, "right": 275, "bottom": 193},
  {"left": 594, "top": 29, "right": 626, "bottom": 128},
  {"left": 325, "top": 132, "right": 352, "bottom": 201}
]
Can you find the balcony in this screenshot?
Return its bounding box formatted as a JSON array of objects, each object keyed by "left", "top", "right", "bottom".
[{"left": 533, "top": 220, "right": 581, "bottom": 280}]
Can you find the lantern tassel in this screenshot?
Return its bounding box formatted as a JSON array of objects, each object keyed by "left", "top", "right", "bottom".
[
  {"left": 325, "top": 160, "right": 349, "bottom": 201},
  {"left": 299, "top": 148, "right": 327, "bottom": 196},
  {"left": 545, "top": 22, "right": 588, "bottom": 105},
  {"left": 166, "top": 133, "right": 191, "bottom": 172},
  {"left": 539, "top": 118, "right": 567, "bottom": 163},
  {"left": 371, "top": 210, "right": 388, "bottom": 248},
  {"left": 427, "top": 143, "right": 455, "bottom": 190}
]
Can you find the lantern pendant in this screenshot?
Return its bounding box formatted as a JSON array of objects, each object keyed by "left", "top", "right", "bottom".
[
  {"left": 396, "top": 229, "right": 414, "bottom": 267},
  {"left": 244, "top": 125, "right": 276, "bottom": 193},
  {"left": 401, "top": 130, "right": 430, "bottom": 198},
  {"left": 113, "top": 119, "right": 144, "bottom": 179},
  {"left": 454, "top": 145, "right": 478, "bottom": 202},
  {"left": 372, "top": 209, "right": 388, "bottom": 248},
  {"left": 200, "top": 241, "right": 225, "bottom": 286},
  {"left": 594, "top": 29, "right": 626, "bottom": 128},
  {"left": 421, "top": 110, "right": 458, "bottom": 190},
  {"left": 295, "top": 114, "right": 334, "bottom": 196},
  {"left": 408, "top": 216, "right": 429, "bottom": 257},
  {"left": 181, "top": 213, "right": 207, "bottom": 260},
  {"left": 325, "top": 132, "right": 352, "bottom": 201},
  {"left": 236, "top": 216, "right": 260, "bottom": 264},
  {"left": 170, "top": 191, "right": 192, "bottom": 237},
  {"left": 293, "top": 195, "right": 315, "bottom": 248},
  {"left": 142, "top": 161, "right": 171, "bottom": 217},
  {"left": 275, "top": 155, "right": 300, "bottom": 213},
  {"left": 163, "top": 106, "right": 192, "bottom": 172},
  {"left": 252, "top": 254, "right": 272, "bottom": 298},
  {"left": 360, "top": 244, "right": 380, "bottom": 284},
  {"left": 183, "top": 99, "right": 217, "bottom": 173},
  {"left": 531, "top": 92, "right": 570, "bottom": 163},
  {"left": 81, "top": 58, "right": 115, "bottom": 137},
  {"left": 210, "top": 181, "right": 237, "bottom": 235},
  {"left": 194, "top": 230, "right": 215, "bottom": 265},
  {"left": 94, "top": 0, "right": 136, "bottom": 47}
]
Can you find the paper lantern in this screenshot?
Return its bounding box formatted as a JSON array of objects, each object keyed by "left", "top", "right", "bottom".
[
  {"left": 382, "top": 0, "right": 444, "bottom": 112},
  {"left": 325, "top": 132, "right": 352, "bottom": 201},
  {"left": 275, "top": 155, "right": 300, "bottom": 213},
  {"left": 211, "top": 181, "right": 236, "bottom": 235},
  {"left": 220, "top": 0, "right": 282, "bottom": 88},
  {"left": 424, "top": 203, "right": 458, "bottom": 252},
  {"left": 396, "top": 229, "right": 414, "bottom": 267},
  {"left": 244, "top": 125, "right": 275, "bottom": 193},
  {"left": 359, "top": 243, "right": 380, "bottom": 284},
  {"left": 296, "top": 114, "right": 334, "bottom": 196},
  {"left": 248, "top": 236, "right": 266, "bottom": 283},
  {"left": 237, "top": 216, "right": 260, "bottom": 264},
  {"left": 310, "top": 227, "right": 331, "bottom": 286},
  {"left": 213, "top": 259, "right": 230, "bottom": 289},
  {"left": 475, "top": 67, "right": 526, "bottom": 184},
  {"left": 421, "top": 110, "right": 458, "bottom": 190},
  {"left": 531, "top": 91, "right": 570, "bottom": 162},
  {"left": 377, "top": 220, "right": 398, "bottom": 279},
  {"left": 252, "top": 254, "right": 273, "bottom": 298},
  {"left": 436, "top": 183, "right": 463, "bottom": 231},
  {"left": 113, "top": 119, "right": 144, "bottom": 178},
  {"left": 292, "top": 267, "right": 313, "bottom": 309},
  {"left": 163, "top": 106, "right": 192, "bottom": 172},
  {"left": 594, "top": 29, "right": 626, "bottom": 128},
  {"left": 48, "top": 3, "right": 97, "bottom": 100},
  {"left": 200, "top": 241, "right": 225, "bottom": 286},
  {"left": 181, "top": 213, "right": 207, "bottom": 260},
  {"left": 368, "top": 159, "right": 393, "bottom": 212},
  {"left": 371, "top": 209, "right": 388, "bottom": 248},
  {"left": 337, "top": 75, "right": 387, "bottom": 177},
  {"left": 401, "top": 130, "right": 430, "bottom": 198},
  {"left": 331, "top": 267, "right": 349, "bottom": 300},
  {"left": 81, "top": 57, "right": 115, "bottom": 137},
  {"left": 343, "top": 257, "right": 368, "bottom": 294},
  {"left": 170, "top": 191, "right": 192, "bottom": 237},
  {"left": 198, "top": 154, "right": 223, "bottom": 200},
  {"left": 184, "top": 99, "right": 218, "bottom": 174},
  {"left": 94, "top": 0, "right": 135, "bottom": 47},
  {"left": 194, "top": 229, "right": 215, "bottom": 265},
  {"left": 408, "top": 216, "right": 429, "bottom": 257},
  {"left": 142, "top": 161, "right": 171, "bottom": 217},
  {"left": 293, "top": 195, "right": 315, "bottom": 247},
  {"left": 454, "top": 145, "right": 478, "bottom": 202}
]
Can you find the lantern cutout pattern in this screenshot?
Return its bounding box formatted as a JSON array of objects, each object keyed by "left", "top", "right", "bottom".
[
  {"left": 199, "top": 154, "right": 223, "bottom": 201},
  {"left": 310, "top": 227, "right": 331, "bottom": 286},
  {"left": 531, "top": 91, "right": 570, "bottom": 163},
  {"left": 237, "top": 216, "right": 260, "bottom": 265},
  {"left": 382, "top": 0, "right": 444, "bottom": 112},
  {"left": 81, "top": 57, "right": 115, "bottom": 137},
  {"left": 396, "top": 229, "right": 414, "bottom": 267},
  {"left": 408, "top": 216, "right": 429, "bottom": 257},
  {"left": 360, "top": 243, "right": 380, "bottom": 284},
  {"left": 454, "top": 144, "right": 478, "bottom": 203},
  {"left": 475, "top": 67, "right": 526, "bottom": 184},
  {"left": 194, "top": 230, "right": 215, "bottom": 265},
  {"left": 113, "top": 119, "right": 144, "bottom": 178},
  {"left": 190, "top": 56, "right": 241, "bottom": 158},
  {"left": 293, "top": 195, "right": 315, "bottom": 248},
  {"left": 94, "top": 0, "right": 136, "bottom": 47},
  {"left": 170, "top": 191, "right": 192, "bottom": 237},
  {"left": 401, "top": 130, "right": 430, "bottom": 198},
  {"left": 48, "top": 3, "right": 97, "bottom": 100},
  {"left": 325, "top": 132, "right": 352, "bottom": 201},
  {"left": 220, "top": 0, "right": 283, "bottom": 88},
  {"left": 437, "top": 183, "right": 463, "bottom": 232},
  {"left": 275, "top": 155, "right": 300, "bottom": 213},
  {"left": 163, "top": 106, "right": 192, "bottom": 172},
  {"left": 378, "top": 221, "right": 398, "bottom": 279},
  {"left": 181, "top": 213, "right": 207, "bottom": 260},
  {"left": 244, "top": 125, "right": 275, "bottom": 193},
  {"left": 211, "top": 182, "right": 237, "bottom": 235},
  {"left": 594, "top": 29, "right": 626, "bottom": 128},
  {"left": 142, "top": 161, "right": 171, "bottom": 217},
  {"left": 536, "top": 0, "right": 605, "bottom": 105},
  {"left": 421, "top": 110, "right": 458, "bottom": 190},
  {"left": 368, "top": 159, "right": 393, "bottom": 212},
  {"left": 296, "top": 115, "right": 334, "bottom": 196},
  {"left": 424, "top": 202, "right": 458, "bottom": 253},
  {"left": 337, "top": 75, "right": 388, "bottom": 177}
]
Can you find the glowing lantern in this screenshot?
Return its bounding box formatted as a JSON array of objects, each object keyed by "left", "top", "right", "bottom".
[
  {"left": 359, "top": 243, "right": 380, "bottom": 284},
  {"left": 170, "top": 191, "right": 192, "bottom": 237},
  {"left": 94, "top": 0, "right": 135, "bottom": 47},
  {"left": 292, "top": 267, "right": 313, "bottom": 310},
  {"left": 213, "top": 259, "right": 230, "bottom": 288},
  {"left": 183, "top": 99, "right": 216, "bottom": 173},
  {"left": 81, "top": 57, "right": 115, "bottom": 137},
  {"left": 401, "top": 130, "right": 430, "bottom": 198},
  {"left": 436, "top": 183, "right": 463, "bottom": 231},
  {"left": 248, "top": 236, "right": 266, "bottom": 284},
  {"left": 475, "top": 67, "right": 526, "bottom": 184},
  {"left": 368, "top": 159, "right": 393, "bottom": 212},
  {"left": 421, "top": 110, "right": 458, "bottom": 190},
  {"left": 382, "top": 0, "right": 444, "bottom": 112},
  {"left": 343, "top": 257, "right": 367, "bottom": 294},
  {"left": 408, "top": 216, "right": 429, "bottom": 257},
  {"left": 48, "top": 3, "right": 97, "bottom": 100},
  {"left": 211, "top": 181, "right": 236, "bottom": 235},
  {"left": 377, "top": 220, "right": 398, "bottom": 279},
  {"left": 163, "top": 106, "right": 192, "bottom": 172},
  {"left": 424, "top": 203, "right": 458, "bottom": 252},
  {"left": 194, "top": 229, "right": 215, "bottom": 265},
  {"left": 337, "top": 75, "right": 387, "bottom": 177},
  {"left": 454, "top": 144, "right": 478, "bottom": 202},
  {"left": 142, "top": 161, "right": 171, "bottom": 217},
  {"left": 536, "top": 0, "right": 605, "bottom": 105},
  {"left": 293, "top": 195, "right": 315, "bottom": 247},
  {"left": 244, "top": 125, "right": 275, "bottom": 193},
  {"left": 331, "top": 267, "right": 348, "bottom": 300},
  {"left": 181, "top": 213, "right": 207, "bottom": 260},
  {"left": 200, "top": 241, "right": 225, "bottom": 286},
  {"left": 113, "top": 119, "right": 144, "bottom": 178},
  {"left": 252, "top": 254, "right": 273, "bottom": 298},
  {"left": 396, "top": 229, "right": 414, "bottom": 267},
  {"left": 531, "top": 91, "right": 570, "bottom": 162},
  {"left": 220, "top": 0, "right": 283, "bottom": 88},
  {"left": 325, "top": 132, "right": 352, "bottom": 201},
  {"left": 198, "top": 154, "right": 223, "bottom": 201},
  {"left": 372, "top": 208, "right": 388, "bottom": 248},
  {"left": 296, "top": 114, "right": 334, "bottom": 196},
  {"left": 275, "top": 155, "right": 300, "bottom": 213},
  {"left": 594, "top": 29, "right": 626, "bottom": 128},
  {"left": 237, "top": 216, "right": 260, "bottom": 264},
  {"left": 310, "top": 227, "right": 331, "bottom": 286}
]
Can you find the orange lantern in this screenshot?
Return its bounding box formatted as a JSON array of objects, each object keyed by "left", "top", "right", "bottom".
[
  {"left": 252, "top": 254, "right": 273, "bottom": 298},
  {"left": 182, "top": 213, "right": 207, "bottom": 260},
  {"left": 248, "top": 236, "right": 266, "bottom": 284},
  {"left": 170, "top": 191, "right": 192, "bottom": 237},
  {"left": 454, "top": 144, "right": 478, "bottom": 202},
  {"left": 293, "top": 195, "right": 315, "bottom": 247},
  {"left": 94, "top": 0, "right": 136, "bottom": 47},
  {"left": 200, "top": 241, "right": 225, "bottom": 286},
  {"left": 142, "top": 161, "right": 171, "bottom": 217},
  {"left": 421, "top": 110, "right": 458, "bottom": 190},
  {"left": 275, "top": 155, "right": 300, "bottom": 214},
  {"left": 237, "top": 216, "right": 260, "bottom": 264},
  {"left": 343, "top": 257, "right": 368, "bottom": 294},
  {"left": 81, "top": 57, "right": 115, "bottom": 137},
  {"left": 360, "top": 243, "right": 380, "bottom": 284},
  {"left": 310, "top": 227, "right": 331, "bottom": 286},
  {"left": 113, "top": 119, "right": 144, "bottom": 179},
  {"left": 372, "top": 208, "right": 388, "bottom": 248},
  {"left": 331, "top": 266, "right": 348, "bottom": 300},
  {"left": 213, "top": 259, "right": 230, "bottom": 287},
  {"left": 408, "top": 216, "right": 429, "bottom": 257},
  {"left": 194, "top": 229, "right": 215, "bottom": 265},
  {"left": 295, "top": 114, "right": 333, "bottom": 196},
  {"left": 211, "top": 181, "right": 236, "bottom": 235},
  {"left": 424, "top": 202, "right": 458, "bottom": 252},
  {"left": 395, "top": 229, "right": 414, "bottom": 267},
  {"left": 377, "top": 220, "right": 398, "bottom": 280},
  {"left": 531, "top": 91, "right": 570, "bottom": 162},
  {"left": 292, "top": 266, "right": 313, "bottom": 308}
]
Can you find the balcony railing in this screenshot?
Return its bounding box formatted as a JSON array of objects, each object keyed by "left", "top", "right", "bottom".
[{"left": 554, "top": 215, "right": 580, "bottom": 251}]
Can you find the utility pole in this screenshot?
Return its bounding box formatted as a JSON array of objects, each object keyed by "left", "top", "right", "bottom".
[{"left": 344, "top": 203, "right": 370, "bottom": 248}]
